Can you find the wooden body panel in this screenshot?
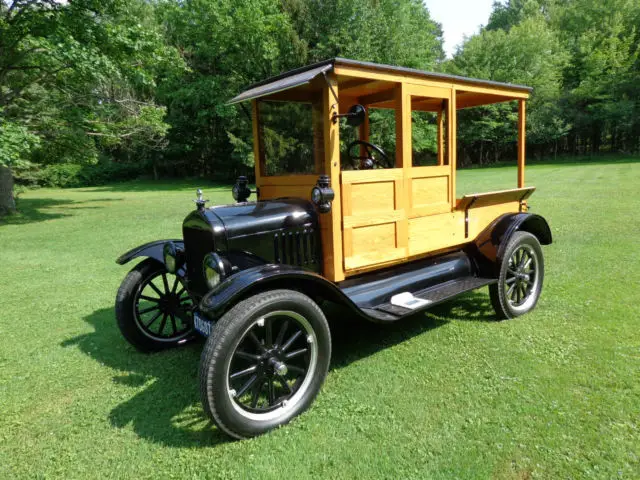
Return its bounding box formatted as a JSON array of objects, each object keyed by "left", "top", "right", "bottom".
[
  {"left": 248, "top": 59, "right": 531, "bottom": 280},
  {"left": 341, "top": 169, "right": 407, "bottom": 271},
  {"left": 466, "top": 202, "right": 520, "bottom": 240}
]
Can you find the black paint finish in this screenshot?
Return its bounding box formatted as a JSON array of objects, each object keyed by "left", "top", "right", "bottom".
[
  {"left": 181, "top": 198, "right": 321, "bottom": 294},
  {"left": 339, "top": 252, "right": 474, "bottom": 308},
  {"left": 116, "top": 239, "right": 184, "bottom": 266},
  {"left": 199, "top": 250, "right": 481, "bottom": 324},
  {"left": 472, "top": 213, "right": 552, "bottom": 275}
]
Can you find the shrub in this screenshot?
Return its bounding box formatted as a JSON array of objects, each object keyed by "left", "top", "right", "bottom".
[{"left": 14, "top": 161, "right": 148, "bottom": 188}]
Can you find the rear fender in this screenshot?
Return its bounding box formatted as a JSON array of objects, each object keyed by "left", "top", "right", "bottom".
[
  {"left": 472, "top": 213, "right": 552, "bottom": 274},
  {"left": 116, "top": 239, "right": 186, "bottom": 276},
  {"left": 199, "top": 264, "right": 364, "bottom": 321}
]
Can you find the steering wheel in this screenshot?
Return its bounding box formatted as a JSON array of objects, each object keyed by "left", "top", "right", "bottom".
[{"left": 346, "top": 140, "right": 391, "bottom": 170}]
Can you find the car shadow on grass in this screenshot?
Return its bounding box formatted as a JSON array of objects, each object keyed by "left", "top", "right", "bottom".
[{"left": 62, "top": 291, "right": 495, "bottom": 447}]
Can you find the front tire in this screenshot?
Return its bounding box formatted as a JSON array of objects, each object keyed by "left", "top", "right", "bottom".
[
  {"left": 199, "top": 289, "right": 331, "bottom": 439},
  {"left": 490, "top": 231, "right": 545, "bottom": 319},
  {"left": 115, "top": 258, "right": 194, "bottom": 352}
]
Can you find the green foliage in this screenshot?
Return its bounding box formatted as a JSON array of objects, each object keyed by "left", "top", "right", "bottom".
[
  {"left": 0, "top": 115, "right": 40, "bottom": 168},
  {"left": 154, "top": 0, "right": 443, "bottom": 180},
  {"left": 449, "top": 13, "right": 569, "bottom": 162},
  {"left": 14, "top": 160, "right": 147, "bottom": 188},
  {"left": 284, "top": 0, "right": 444, "bottom": 68},
  {"left": 0, "top": 0, "right": 181, "bottom": 187},
  {"left": 453, "top": 0, "right": 640, "bottom": 161}
]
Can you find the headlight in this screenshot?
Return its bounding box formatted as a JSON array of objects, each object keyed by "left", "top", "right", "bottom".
[
  {"left": 163, "top": 242, "right": 177, "bottom": 273},
  {"left": 203, "top": 253, "right": 225, "bottom": 290}
]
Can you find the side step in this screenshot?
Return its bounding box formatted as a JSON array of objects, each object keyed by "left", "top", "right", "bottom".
[{"left": 361, "top": 276, "right": 496, "bottom": 322}]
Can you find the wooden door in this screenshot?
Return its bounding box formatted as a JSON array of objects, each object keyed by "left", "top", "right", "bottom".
[
  {"left": 340, "top": 169, "right": 407, "bottom": 272},
  {"left": 340, "top": 83, "right": 465, "bottom": 276}
]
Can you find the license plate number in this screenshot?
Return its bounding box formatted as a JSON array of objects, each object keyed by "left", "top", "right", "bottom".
[{"left": 193, "top": 312, "right": 212, "bottom": 337}]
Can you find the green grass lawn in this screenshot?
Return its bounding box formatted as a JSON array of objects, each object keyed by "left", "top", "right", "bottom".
[{"left": 1, "top": 158, "right": 639, "bottom": 479}]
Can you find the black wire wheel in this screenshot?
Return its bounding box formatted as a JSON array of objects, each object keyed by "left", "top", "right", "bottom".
[
  {"left": 490, "top": 231, "right": 545, "bottom": 320},
  {"left": 199, "top": 289, "right": 331, "bottom": 439},
  {"left": 115, "top": 258, "right": 194, "bottom": 352}
]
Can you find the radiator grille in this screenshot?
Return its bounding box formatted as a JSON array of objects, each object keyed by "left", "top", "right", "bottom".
[{"left": 273, "top": 228, "right": 318, "bottom": 267}]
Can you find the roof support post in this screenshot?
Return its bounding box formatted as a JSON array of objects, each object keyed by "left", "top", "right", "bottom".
[
  {"left": 437, "top": 102, "right": 445, "bottom": 166},
  {"left": 252, "top": 100, "right": 264, "bottom": 188},
  {"left": 518, "top": 99, "right": 526, "bottom": 188},
  {"left": 320, "top": 74, "right": 344, "bottom": 282},
  {"left": 449, "top": 90, "right": 457, "bottom": 207},
  {"left": 394, "top": 83, "right": 411, "bottom": 168}
]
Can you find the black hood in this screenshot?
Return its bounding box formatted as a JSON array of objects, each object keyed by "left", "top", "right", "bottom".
[
  {"left": 182, "top": 198, "right": 321, "bottom": 293},
  {"left": 209, "top": 198, "right": 316, "bottom": 238}
]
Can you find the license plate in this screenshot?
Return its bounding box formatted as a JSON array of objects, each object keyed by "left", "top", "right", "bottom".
[{"left": 193, "top": 312, "right": 213, "bottom": 337}]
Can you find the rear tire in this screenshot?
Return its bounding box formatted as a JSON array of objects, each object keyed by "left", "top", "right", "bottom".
[
  {"left": 115, "top": 258, "right": 194, "bottom": 352},
  {"left": 490, "top": 232, "right": 544, "bottom": 320},
  {"left": 199, "top": 289, "right": 331, "bottom": 439}
]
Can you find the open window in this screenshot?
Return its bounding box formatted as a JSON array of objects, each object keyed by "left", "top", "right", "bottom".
[{"left": 257, "top": 100, "right": 325, "bottom": 176}]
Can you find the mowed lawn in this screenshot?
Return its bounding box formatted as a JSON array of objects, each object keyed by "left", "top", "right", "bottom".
[{"left": 1, "top": 158, "right": 639, "bottom": 479}]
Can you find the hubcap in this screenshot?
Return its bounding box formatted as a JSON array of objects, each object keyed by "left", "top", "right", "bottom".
[
  {"left": 134, "top": 270, "right": 193, "bottom": 341},
  {"left": 504, "top": 245, "right": 539, "bottom": 309},
  {"left": 225, "top": 311, "right": 318, "bottom": 421}
]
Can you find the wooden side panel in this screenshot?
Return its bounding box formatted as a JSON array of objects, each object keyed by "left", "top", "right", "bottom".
[
  {"left": 259, "top": 185, "right": 313, "bottom": 201},
  {"left": 408, "top": 213, "right": 465, "bottom": 255},
  {"left": 351, "top": 181, "right": 395, "bottom": 212},
  {"left": 341, "top": 169, "right": 408, "bottom": 273},
  {"left": 466, "top": 202, "right": 520, "bottom": 239},
  {"left": 258, "top": 175, "right": 317, "bottom": 201},
  {"left": 411, "top": 176, "right": 450, "bottom": 216}
]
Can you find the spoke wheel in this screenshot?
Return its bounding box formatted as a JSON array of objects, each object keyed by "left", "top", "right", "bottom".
[
  {"left": 116, "top": 259, "right": 195, "bottom": 352},
  {"left": 227, "top": 311, "right": 317, "bottom": 419},
  {"left": 490, "top": 232, "right": 545, "bottom": 320},
  {"left": 504, "top": 245, "right": 539, "bottom": 308},
  {"left": 133, "top": 269, "right": 193, "bottom": 342},
  {"left": 199, "top": 289, "right": 331, "bottom": 439}
]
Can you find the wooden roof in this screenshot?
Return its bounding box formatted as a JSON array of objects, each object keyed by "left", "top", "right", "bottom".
[{"left": 228, "top": 57, "right": 533, "bottom": 105}]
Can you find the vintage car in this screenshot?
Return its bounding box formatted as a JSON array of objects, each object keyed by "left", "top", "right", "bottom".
[{"left": 115, "top": 58, "right": 552, "bottom": 439}]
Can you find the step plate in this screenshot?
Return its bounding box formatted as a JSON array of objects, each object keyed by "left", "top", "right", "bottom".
[{"left": 374, "top": 276, "right": 496, "bottom": 319}]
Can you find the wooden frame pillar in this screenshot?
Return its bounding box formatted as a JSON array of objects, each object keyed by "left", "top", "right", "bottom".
[
  {"left": 393, "top": 83, "right": 410, "bottom": 260},
  {"left": 358, "top": 107, "right": 370, "bottom": 157},
  {"left": 321, "top": 75, "right": 344, "bottom": 282},
  {"left": 449, "top": 90, "right": 457, "bottom": 206},
  {"left": 394, "top": 83, "right": 412, "bottom": 168},
  {"left": 251, "top": 100, "right": 264, "bottom": 188},
  {"left": 437, "top": 104, "right": 445, "bottom": 166},
  {"left": 518, "top": 99, "right": 526, "bottom": 188}
]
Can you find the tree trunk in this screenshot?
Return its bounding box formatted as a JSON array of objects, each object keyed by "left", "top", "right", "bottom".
[{"left": 0, "top": 164, "right": 16, "bottom": 216}]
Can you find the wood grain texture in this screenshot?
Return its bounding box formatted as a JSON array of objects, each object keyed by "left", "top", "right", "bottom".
[
  {"left": 466, "top": 202, "right": 520, "bottom": 239},
  {"left": 518, "top": 99, "right": 526, "bottom": 188},
  {"left": 320, "top": 74, "right": 344, "bottom": 281},
  {"left": 408, "top": 213, "right": 465, "bottom": 255},
  {"left": 252, "top": 100, "right": 264, "bottom": 186}
]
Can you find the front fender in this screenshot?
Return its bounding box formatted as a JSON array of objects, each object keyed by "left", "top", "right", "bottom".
[
  {"left": 116, "top": 239, "right": 184, "bottom": 266},
  {"left": 199, "top": 264, "right": 363, "bottom": 321}
]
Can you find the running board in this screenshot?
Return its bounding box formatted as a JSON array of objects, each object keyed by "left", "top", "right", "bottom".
[{"left": 361, "top": 276, "right": 496, "bottom": 322}]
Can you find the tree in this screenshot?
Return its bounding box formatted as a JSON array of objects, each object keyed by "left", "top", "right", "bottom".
[
  {"left": 449, "top": 14, "right": 569, "bottom": 162},
  {"left": 0, "top": 0, "right": 181, "bottom": 214}
]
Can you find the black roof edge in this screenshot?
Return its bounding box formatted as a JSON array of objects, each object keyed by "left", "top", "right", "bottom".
[{"left": 235, "top": 57, "right": 533, "bottom": 99}]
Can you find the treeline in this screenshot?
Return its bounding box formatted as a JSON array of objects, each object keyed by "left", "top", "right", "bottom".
[
  {"left": 450, "top": 0, "right": 640, "bottom": 165},
  {"left": 1, "top": 0, "right": 639, "bottom": 213}
]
